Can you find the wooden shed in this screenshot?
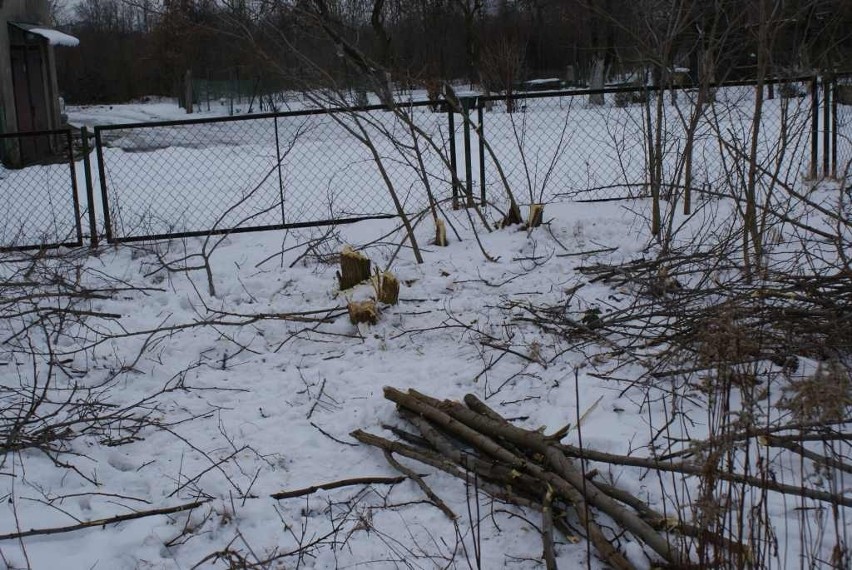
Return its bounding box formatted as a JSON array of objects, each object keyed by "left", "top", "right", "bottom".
[{"left": 0, "top": 0, "right": 78, "bottom": 165}]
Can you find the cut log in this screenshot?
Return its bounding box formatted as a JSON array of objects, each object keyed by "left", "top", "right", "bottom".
[
  {"left": 384, "top": 388, "right": 645, "bottom": 568},
  {"left": 353, "top": 388, "right": 835, "bottom": 568}
]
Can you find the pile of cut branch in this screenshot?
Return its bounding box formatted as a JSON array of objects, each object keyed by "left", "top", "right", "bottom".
[{"left": 354, "top": 388, "right": 851, "bottom": 569}]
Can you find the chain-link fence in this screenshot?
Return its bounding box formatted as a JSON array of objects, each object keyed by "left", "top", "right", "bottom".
[
  {"left": 475, "top": 77, "right": 817, "bottom": 208},
  {"left": 94, "top": 102, "right": 455, "bottom": 243},
  {"left": 0, "top": 129, "right": 83, "bottom": 251},
  {"left": 478, "top": 91, "right": 648, "bottom": 204},
  {"left": 835, "top": 75, "right": 852, "bottom": 179},
  {"left": 87, "top": 75, "right": 842, "bottom": 245},
  {"left": 0, "top": 76, "right": 842, "bottom": 251}
]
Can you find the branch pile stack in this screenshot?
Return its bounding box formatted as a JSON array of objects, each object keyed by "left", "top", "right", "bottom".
[
  {"left": 570, "top": 257, "right": 852, "bottom": 363},
  {"left": 354, "top": 388, "right": 852, "bottom": 568},
  {"left": 354, "top": 388, "right": 692, "bottom": 569}
]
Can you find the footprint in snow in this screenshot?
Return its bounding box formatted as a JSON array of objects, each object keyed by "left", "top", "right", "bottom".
[{"left": 107, "top": 451, "right": 136, "bottom": 472}]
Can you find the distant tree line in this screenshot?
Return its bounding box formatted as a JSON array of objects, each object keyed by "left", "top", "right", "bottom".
[{"left": 53, "top": 0, "right": 852, "bottom": 104}]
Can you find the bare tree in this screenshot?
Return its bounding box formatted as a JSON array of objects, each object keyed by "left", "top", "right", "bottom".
[{"left": 479, "top": 36, "right": 526, "bottom": 113}]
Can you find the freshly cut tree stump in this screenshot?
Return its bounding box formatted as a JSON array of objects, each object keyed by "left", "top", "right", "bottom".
[
  {"left": 338, "top": 246, "right": 372, "bottom": 290},
  {"left": 348, "top": 299, "right": 379, "bottom": 325},
  {"left": 526, "top": 204, "right": 544, "bottom": 228},
  {"left": 434, "top": 218, "right": 448, "bottom": 247},
  {"left": 374, "top": 271, "right": 400, "bottom": 305}
]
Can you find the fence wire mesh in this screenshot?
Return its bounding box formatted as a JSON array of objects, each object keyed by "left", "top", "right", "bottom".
[
  {"left": 0, "top": 76, "right": 843, "bottom": 251},
  {"left": 95, "top": 103, "right": 455, "bottom": 242},
  {"left": 476, "top": 79, "right": 817, "bottom": 209},
  {"left": 0, "top": 129, "right": 82, "bottom": 251},
  {"left": 701, "top": 81, "right": 814, "bottom": 192},
  {"left": 836, "top": 77, "right": 852, "bottom": 179},
  {"left": 87, "top": 76, "right": 843, "bottom": 245},
  {"left": 479, "top": 92, "right": 649, "bottom": 204}
]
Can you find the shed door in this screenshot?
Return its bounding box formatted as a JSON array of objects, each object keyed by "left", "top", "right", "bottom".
[{"left": 10, "top": 45, "right": 50, "bottom": 161}]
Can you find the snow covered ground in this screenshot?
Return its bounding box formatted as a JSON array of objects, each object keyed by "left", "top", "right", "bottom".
[
  {"left": 0, "top": 90, "right": 849, "bottom": 569},
  {"left": 1, "top": 191, "right": 850, "bottom": 568},
  {"left": 0, "top": 202, "right": 644, "bottom": 569},
  {"left": 68, "top": 98, "right": 224, "bottom": 128}
]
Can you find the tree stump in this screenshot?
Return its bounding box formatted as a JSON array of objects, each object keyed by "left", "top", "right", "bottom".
[
  {"left": 434, "top": 218, "right": 448, "bottom": 247},
  {"left": 526, "top": 204, "right": 544, "bottom": 229},
  {"left": 375, "top": 271, "right": 400, "bottom": 305},
  {"left": 348, "top": 299, "right": 379, "bottom": 325},
  {"left": 338, "top": 246, "right": 372, "bottom": 290}
]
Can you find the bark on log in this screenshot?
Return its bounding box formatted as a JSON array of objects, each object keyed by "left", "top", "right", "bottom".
[
  {"left": 382, "top": 450, "right": 456, "bottom": 520},
  {"left": 557, "top": 441, "right": 852, "bottom": 507},
  {"left": 351, "top": 429, "right": 542, "bottom": 509},
  {"left": 527, "top": 204, "right": 544, "bottom": 229},
  {"left": 348, "top": 299, "right": 379, "bottom": 325},
  {"left": 542, "top": 485, "right": 558, "bottom": 570}
]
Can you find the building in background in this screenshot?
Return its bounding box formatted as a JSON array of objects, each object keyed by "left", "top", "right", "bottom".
[{"left": 0, "top": 0, "right": 77, "bottom": 165}]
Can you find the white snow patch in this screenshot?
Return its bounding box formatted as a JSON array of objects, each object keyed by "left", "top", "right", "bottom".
[{"left": 27, "top": 27, "right": 80, "bottom": 47}]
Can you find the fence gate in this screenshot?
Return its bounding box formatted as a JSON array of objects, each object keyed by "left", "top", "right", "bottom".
[
  {"left": 0, "top": 129, "right": 83, "bottom": 251},
  {"left": 93, "top": 102, "right": 452, "bottom": 244},
  {"left": 834, "top": 74, "right": 852, "bottom": 178}
]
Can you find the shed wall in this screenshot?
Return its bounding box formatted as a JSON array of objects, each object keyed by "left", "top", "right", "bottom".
[{"left": 0, "top": 0, "right": 55, "bottom": 135}]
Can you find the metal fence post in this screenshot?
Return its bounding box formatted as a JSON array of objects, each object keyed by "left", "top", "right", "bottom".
[
  {"left": 66, "top": 129, "right": 83, "bottom": 247},
  {"left": 478, "top": 99, "right": 486, "bottom": 207},
  {"left": 448, "top": 103, "right": 459, "bottom": 210},
  {"left": 831, "top": 76, "right": 838, "bottom": 178},
  {"left": 811, "top": 76, "right": 819, "bottom": 180},
  {"left": 824, "top": 75, "right": 831, "bottom": 178},
  {"left": 81, "top": 126, "right": 98, "bottom": 246},
  {"left": 273, "top": 115, "right": 286, "bottom": 225},
  {"left": 461, "top": 96, "right": 474, "bottom": 208},
  {"left": 94, "top": 127, "right": 114, "bottom": 243}
]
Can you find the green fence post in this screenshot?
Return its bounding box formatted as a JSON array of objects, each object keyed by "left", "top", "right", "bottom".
[
  {"left": 448, "top": 102, "right": 459, "bottom": 210},
  {"left": 461, "top": 96, "right": 475, "bottom": 207},
  {"left": 478, "top": 98, "right": 486, "bottom": 207}
]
